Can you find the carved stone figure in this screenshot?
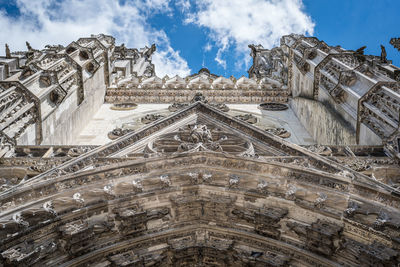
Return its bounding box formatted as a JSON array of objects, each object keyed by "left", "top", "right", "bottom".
[
  {"left": 142, "top": 44, "right": 156, "bottom": 60},
  {"left": 354, "top": 45, "right": 366, "bottom": 61},
  {"left": 168, "top": 102, "right": 189, "bottom": 112},
  {"left": 5, "top": 44, "right": 11, "bottom": 58},
  {"left": 380, "top": 45, "right": 387, "bottom": 63},
  {"left": 235, "top": 113, "right": 258, "bottom": 124},
  {"left": 25, "top": 41, "right": 33, "bottom": 51},
  {"left": 107, "top": 127, "right": 133, "bottom": 140},
  {"left": 265, "top": 128, "right": 291, "bottom": 138},
  {"left": 141, "top": 114, "right": 165, "bottom": 124},
  {"left": 191, "top": 92, "right": 207, "bottom": 103},
  {"left": 120, "top": 43, "right": 126, "bottom": 58}
]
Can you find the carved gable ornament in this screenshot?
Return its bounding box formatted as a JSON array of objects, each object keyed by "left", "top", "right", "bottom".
[{"left": 13, "top": 101, "right": 392, "bottom": 201}]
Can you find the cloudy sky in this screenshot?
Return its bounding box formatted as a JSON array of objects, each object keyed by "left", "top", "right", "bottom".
[{"left": 0, "top": 0, "right": 399, "bottom": 77}]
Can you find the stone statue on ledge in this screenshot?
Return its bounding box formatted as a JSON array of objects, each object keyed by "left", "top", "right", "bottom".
[
  {"left": 5, "top": 44, "right": 11, "bottom": 58},
  {"left": 380, "top": 45, "right": 387, "bottom": 63}
]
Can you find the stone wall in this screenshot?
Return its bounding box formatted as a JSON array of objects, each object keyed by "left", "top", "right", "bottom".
[
  {"left": 291, "top": 65, "right": 314, "bottom": 99},
  {"left": 290, "top": 97, "right": 357, "bottom": 145},
  {"left": 41, "top": 65, "right": 106, "bottom": 145}
]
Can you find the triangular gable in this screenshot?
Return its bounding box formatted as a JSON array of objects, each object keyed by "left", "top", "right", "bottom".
[{"left": 15, "top": 102, "right": 397, "bottom": 196}]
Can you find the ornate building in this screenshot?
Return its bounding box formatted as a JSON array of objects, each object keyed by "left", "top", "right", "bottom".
[{"left": 0, "top": 33, "right": 399, "bottom": 266}]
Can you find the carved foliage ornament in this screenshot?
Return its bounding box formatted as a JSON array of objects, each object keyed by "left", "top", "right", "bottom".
[{"left": 390, "top": 37, "right": 400, "bottom": 52}]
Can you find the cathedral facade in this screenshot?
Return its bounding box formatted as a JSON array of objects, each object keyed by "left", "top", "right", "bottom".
[{"left": 0, "top": 34, "right": 399, "bottom": 266}]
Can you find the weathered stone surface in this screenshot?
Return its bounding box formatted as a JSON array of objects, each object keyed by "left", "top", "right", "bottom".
[{"left": 0, "top": 33, "right": 399, "bottom": 267}]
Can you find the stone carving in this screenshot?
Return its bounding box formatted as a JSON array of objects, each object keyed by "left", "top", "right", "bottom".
[
  {"left": 265, "top": 128, "right": 291, "bottom": 138},
  {"left": 209, "top": 103, "right": 229, "bottom": 112},
  {"left": 19, "top": 64, "right": 40, "bottom": 80},
  {"left": 1, "top": 34, "right": 400, "bottom": 267},
  {"left": 114, "top": 206, "right": 169, "bottom": 236},
  {"left": 343, "top": 201, "right": 400, "bottom": 231},
  {"left": 306, "top": 145, "right": 333, "bottom": 156},
  {"left": 305, "top": 48, "right": 317, "bottom": 60},
  {"left": 132, "top": 179, "right": 143, "bottom": 192},
  {"left": 5, "top": 44, "right": 11, "bottom": 58},
  {"left": 12, "top": 212, "right": 29, "bottom": 227},
  {"left": 235, "top": 113, "right": 258, "bottom": 124},
  {"left": 73, "top": 192, "right": 84, "bottom": 205},
  {"left": 103, "top": 184, "right": 114, "bottom": 196},
  {"left": 0, "top": 176, "right": 22, "bottom": 193},
  {"left": 380, "top": 45, "right": 387, "bottom": 63},
  {"left": 44, "top": 44, "right": 64, "bottom": 52},
  {"left": 288, "top": 219, "right": 342, "bottom": 256},
  {"left": 314, "top": 192, "right": 327, "bottom": 208},
  {"left": 257, "top": 180, "right": 268, "bottom": 191},
  {"left": 160, "top": 174, "right": 171, "bottom": 187},
  {"left": 1, "top": 241, "right": 57, "bottom": 266},
  {"left": 168, "top": 102, "right": 189, "bottom": 112},
  {"left": 25, "top": 42, "right": 33, "bottom": 51},
  {"left": 189, "top": 124, "right": 212, "bottom": 143},
  {"left": 143, "top": 44, "right": 156, "bottom": 60},
  {"left": 294, "top": 54, "right": 310, "bottom": 74},
  {"left": 187, "top": 171, "right": 212, "bottom": 184},
  {"left": 341, "top": 239, "right": 399, "bottom": 266},
  {"left": 354, "top": 46, "right": 366, "bottom": 62},
  {"left": 43, "top": 201, "right": 57, "bottom": 216},
  {"left": 248, "top": 44, "right": 288, "bottom": 85},
  {"left": 340, "top": 71, "right": 357, "bottom": 87},
  {"left": 254, "top": 207, "right": 288, "bottom": 238},
  {"left": 233, "top": 206, "right": 288, "bottom": 238},
  {"left": 229, "top": 174, "right": 240, "bottom": 187},
  {"left": 59, "top": 220, "right": 94, "bottom": 255},
  {"left": 191, "top": 92, "right": 207, "bottom": 103},
  {"left": 107, "top": 127, "right": 133, "bottom": 140},
  {"left": 143, "top": 123, "right": 257, "bottom": 158},
  {"left": 285, "top": 184, "right": 297, "bottom": 200},
  {"left": 141, "top": 114, "right": 165, "bottom": 124},
  {"left": 390, "top": 37, "right": 400, "bottom": 51}
]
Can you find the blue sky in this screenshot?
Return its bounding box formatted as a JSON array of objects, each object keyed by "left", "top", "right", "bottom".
[{"left": 0, "top": 0, "right": 399, "bottom": 78}]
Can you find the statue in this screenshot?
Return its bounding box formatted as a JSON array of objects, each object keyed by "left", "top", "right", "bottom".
[
  {"left": 355, "top": 46, "right": 366, "bottom": 54},
  {"left": 26, "top": 41, "right": 33, "bottom": 51},
  {"left": 5, "top": 44, "right": 11, "bottom": 58},
  {"left": 189, "top": 124, "right": 212, "bottom": 144},
  {"left": 120, "top": 43, "right": 126, "bottom": 59},
  {"left": 354, "top": 46, "right": 366, "bottom": 62},
  {"left": 380, "top": 45, "right": 387, "bottom": 63},
  {"left": 143, "top": 44, "right": 156, "bottom": 60}
]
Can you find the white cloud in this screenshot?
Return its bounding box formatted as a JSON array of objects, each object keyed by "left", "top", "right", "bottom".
[
  {"left": 0, "top": 0, "right": 190, "bottom": 77},
  {"left": 215, "top": 48, "right": 227, "bottom": 69},
  {"left": 185, "top": 0, "right": 314, "bottom": 68},
  {"left": 175, "top": 0, "right": 191, "bottom": 12},
  {"left": 204, "top": 43, "right": 212, "bottom": 52}
]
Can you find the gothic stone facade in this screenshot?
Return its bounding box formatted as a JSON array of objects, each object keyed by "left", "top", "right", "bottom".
[{"left": 0, "top": 34, "right": 399, "bottom": 266}]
